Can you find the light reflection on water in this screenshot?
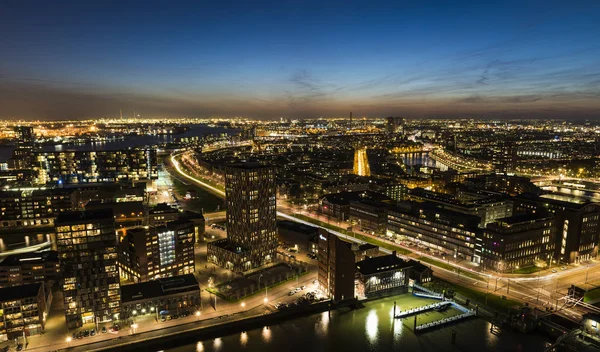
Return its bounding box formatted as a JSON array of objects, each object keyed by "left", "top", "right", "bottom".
[
  {"left": 213, "top": 338, "right": 222, "bottom": 351},
  {"left": 175, "top": 296, "right": 551, "bottom": 352},
  {"left": 315, "top": 311, "right": 329, "bottom": 337},
  {"left": 365, "top": 309, "right": 379, "bottom": 346},
  {"left": 261, "top": 326, "right": 271, "bottom": 342}
]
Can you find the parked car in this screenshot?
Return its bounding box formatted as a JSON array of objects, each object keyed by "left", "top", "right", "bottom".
[
  {"left": 84, "top": 329, "right": 90, "bottom": 337},
  {"left": 101, "top": 326, "right": 107, "bottom": 333},
  {"left": 288, "top": 290, "right": 296, "bottom": 296},
  {"left": 90, "top": 329, "right": 96, "bottom": 336},
  {"left": 16, "top": 344, "right": 23, "bottom": 351}
]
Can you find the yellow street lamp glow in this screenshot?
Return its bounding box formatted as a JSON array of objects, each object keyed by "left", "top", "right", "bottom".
[
  {"left": 66, "top": 337, "right": 72, "bottom": 343},
  {"left": 195, "top": 311, "right": 201, "bottom": 317},
  {"left": 241, "top": 302, "right": 246, "bottom": 307},
  {"left": 263, "top": 297, "right": 268, "bottom": 303}
]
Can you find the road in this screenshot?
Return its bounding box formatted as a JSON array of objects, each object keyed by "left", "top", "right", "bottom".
[{"left": 169, "top": 150, "right": 600, "bottom": 321}]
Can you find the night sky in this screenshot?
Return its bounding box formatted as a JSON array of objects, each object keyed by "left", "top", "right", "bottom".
[{"left": 1, "top": 0, "right": 599, "bottom": 120}]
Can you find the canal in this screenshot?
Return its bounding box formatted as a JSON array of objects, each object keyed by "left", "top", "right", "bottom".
[{"left": 167, "top": 295, "right": 551, "bottom": 352}]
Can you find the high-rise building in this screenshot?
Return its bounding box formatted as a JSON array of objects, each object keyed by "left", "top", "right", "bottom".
[
  {"left": 317, "top": 229, "right": 355, "bottom": 301},
  {"left": 10, "top": 126, "right": 36, "bottom": 169},
  {"left": 207, "top": 162, "right": 277, "bottom": 271},
  {"left": 55, "top": 209, "right": 120, "bottom": 329},
  {"left": 492, "top": 142, "right": 517, "bottom": 175},
  {"left": 14, "top": 126, "right": 35, "bottom": 149},
  {"left": 385, "top": 116, "right": 404, "bottom": 134},
  {"left": 119, "top": 219, "right": 196, "bottom": 282}
]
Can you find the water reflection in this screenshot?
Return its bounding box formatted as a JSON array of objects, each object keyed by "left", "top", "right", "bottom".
[
  {"left": 240, "top": 331, "right": 248, "bottom": 346},
  {"left": 365, "top": 309, "right": 379, "bottom": 344},
  {"left": 213, "top": 337, "right": 222, "bottom": 350},
  {"left": 262, "top": 326, "right": 271, "bottom": 342},
  {"left": 389, "top": 306, "right": 403, "bottom": 342},
  {"left": 315, "top": 311, "right": 329, "bottom": 337},
  {"left": 196, "top": 341, "right": 203, "bottom": 352}
]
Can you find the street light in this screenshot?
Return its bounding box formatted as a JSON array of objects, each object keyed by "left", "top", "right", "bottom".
[
  {"left": 66, "top": 337, "right": 72, "bottom": 346},
  {"left": 241, "top": 302, "right": 246, "bottom": 308},
  {"left": 195, "top": 311, "right": 201, "bottom": 320}
]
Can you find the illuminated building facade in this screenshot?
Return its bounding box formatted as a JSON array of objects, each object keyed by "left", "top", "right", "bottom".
[
  {"left": 355, "top": 253, "right": 410, "bottom": 297},
  {"left": 514, "top": 194, "right": 600, "bottom": 264},
  {"left": 317, "top": 230, "right": 355, "bottom": 301},
  {"left": 477, "top": 214, "right": 555, "bottom": 272},
  {"left": 55, "top": 209, "right": 120, "bottom": 329},
  {"left": 119, "top": 219, "right": 196, "bottom": 283},
  {"left": 0, "top": 282, "right": 47, "bottom": 340},
  {"left": 207, "top": 163, "right": 277, "bottom": 272},
  {"left": 32, "top": 148, "right": 158, "bottom": 185},
  {"left": 387, "top": 201, "right": 481, "bottom": 263},
  {"left": 0, "top": 189, "right": 77, "bottom": 228},
  {"left": 0, "top": 251, "right": 60, "bottom": 289}
]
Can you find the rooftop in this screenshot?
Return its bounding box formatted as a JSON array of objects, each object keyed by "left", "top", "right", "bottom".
[
  {"left": 0, "top": 282, "right": 43, "bottom": 302},
  {"left": 494, "top": 213, "right": 552, "bottom": 226},
  {"left": 0, "top": 250, "right": 58, "bottom": 266},
  {"left": 121, "top": 274, "right": 199, "bottom": 303},
  {"left": 55, "top": 208, "right": 114, "bottom": 224},
  {"left": 356, "top": 253, "right": 410, "bottom": 276},
  {"left": 277, "top": 220, "right": 319, "bottom": 236}
]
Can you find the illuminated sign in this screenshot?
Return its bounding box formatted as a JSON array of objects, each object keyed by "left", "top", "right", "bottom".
[{"left": 319, "top": 234, "right": 327, "bottom": 241}]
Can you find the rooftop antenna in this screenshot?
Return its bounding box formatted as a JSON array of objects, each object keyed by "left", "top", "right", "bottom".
[
  {"left": 349, "top": 112, "right": 353, "bottom": 129},
  {"left": 133, "top": 110, "right": 136, "bottom": 119},
  {"left": 120, "top": 109, "right": 123, "bottom": 119}
]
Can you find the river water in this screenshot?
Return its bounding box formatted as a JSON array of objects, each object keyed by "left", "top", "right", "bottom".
[
  {"left": 167, "top": 296, "right": 551, "bottom": 352},
  {"left": 0, "top": 124, "right": 240, "bottom": 161}
]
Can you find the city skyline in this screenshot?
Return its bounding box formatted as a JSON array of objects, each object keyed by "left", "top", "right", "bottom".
[{"left": 1, "top": 0, "right": 599, "bottom": 120}]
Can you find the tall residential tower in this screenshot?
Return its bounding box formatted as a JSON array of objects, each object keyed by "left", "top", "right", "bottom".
[
  {"left": 55, "top": 209, "right": 121, "bottom": 329},
  {"left": 207, "top": 163, "right": 278, "bottom": 271}
]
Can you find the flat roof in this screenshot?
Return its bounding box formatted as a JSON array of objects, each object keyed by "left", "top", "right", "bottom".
[
  {"left": 277, "top": 220, "right": 318, "bottom": 235},
  {"left": 0, "top": 282, "right": 42, "bottom": 302},
  {"left": 0, "top": 250, "right": 58, "bottom": 266},
  {"left": 55, "top": 209, "right": 114, "bottom": 224},
  {"left": 121, "top": 274, "right": 199, "bottom": 303},
  {"left": 356, "top": 254, "right": 410, "bottom": 276},
  {"left": 494, "top": 213, "right": 552, "bottom": 225}
]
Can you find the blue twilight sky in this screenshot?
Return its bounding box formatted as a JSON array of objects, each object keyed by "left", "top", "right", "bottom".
[{"left": 0, "top": 0, "right": 599, "bottom": 119}]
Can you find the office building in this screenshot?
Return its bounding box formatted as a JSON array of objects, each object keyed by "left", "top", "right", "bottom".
[
  {"left": 317, "top": 230, "right": 355, "bottom": 302},
  {"left": 0, "top": 282, "right": 47, "bottom": 340},
  {"left": 514, "top": 194, "right": 600, "bottom": 264},
  {"left": 355, "top": 253, "right": 411, "bottom": 298},
  {"left": 349, "top": 199, "right": 391, "bottom": 235},
  {"left": 408, "top": 188, "right": 512, "bottom": 227},
  {"left": 477, "top": 214, "right": 555, "bottom": 272},
  {"left": 55, "top": 209, "right": 120, "bottom": 329},
  {"left": 207, "top": 163, "right": 277, "bottom": 272},
  {"left": 0, "top": 251, "right": 60, "bottom": 289},
  {"left": 119, "top": 219, "right": 196, "bottom": 283},
  {"left": 387, "top": 201, "right": 481, "bottom": 263}
]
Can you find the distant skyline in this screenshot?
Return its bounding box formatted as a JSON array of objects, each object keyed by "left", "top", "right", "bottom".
[{"left": 1, "top": 0, "right": 599, "bottom": 120}]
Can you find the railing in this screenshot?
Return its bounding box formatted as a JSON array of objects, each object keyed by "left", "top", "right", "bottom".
[
  {"left": 415, "top": 309, "right": 476, "bottom": 332},
  {"left": 395, "top": 301, "right": 452, "bottom": 318}
]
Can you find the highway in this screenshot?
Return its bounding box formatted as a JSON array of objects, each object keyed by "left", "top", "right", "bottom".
[{"left": 169, "top": 150, "right": 600, "bottom": 321}]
